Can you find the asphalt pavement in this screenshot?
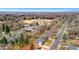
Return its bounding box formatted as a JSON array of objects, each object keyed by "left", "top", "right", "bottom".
[{"left": 49, "top": 20, "right": 68, "bottom": 50}]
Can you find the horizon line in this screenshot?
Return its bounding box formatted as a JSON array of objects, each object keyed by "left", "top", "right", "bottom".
[{"left": 0, "top": 8, "right": 79, "bottom": 12}]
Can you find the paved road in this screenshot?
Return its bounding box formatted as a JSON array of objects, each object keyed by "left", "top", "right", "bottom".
[{"left": 49, "top": 20, "right": 68, "bottom": 50}]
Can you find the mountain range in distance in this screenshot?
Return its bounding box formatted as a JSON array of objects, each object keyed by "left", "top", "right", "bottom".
[{"left": 0, "top": 12, "right": 79, "bottom": 15}]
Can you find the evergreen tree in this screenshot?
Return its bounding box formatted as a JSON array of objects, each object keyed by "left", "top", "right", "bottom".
[
  {"left": 15, "top": 38, "right": 18, "bottom": 43},
  {"left": 19, "top": 33, "right": 25, "bottom": 48},
  {"left": 6, "top": 25, "right": 10, "bottom": 33},
  {"left": 24, "top": 37, "right": 29, "bottom": 44},
  {"left": 2, "top": 24, "right": 5, "bottom": 32},
  {"left": 3, "top": 37, "right": 8, "bottom": 45},
  {"left": 0, "top": 37, "right": 8, "bottom": 45}
]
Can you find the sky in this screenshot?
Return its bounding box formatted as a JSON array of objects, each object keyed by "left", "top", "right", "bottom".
[{"left": 0, "top": 8, "right": 79, "bottom": 12}]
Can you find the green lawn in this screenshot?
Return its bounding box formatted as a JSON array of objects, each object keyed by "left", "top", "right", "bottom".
[{"left": 44, "top": 40, "right": 52, "bottom": 46}]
